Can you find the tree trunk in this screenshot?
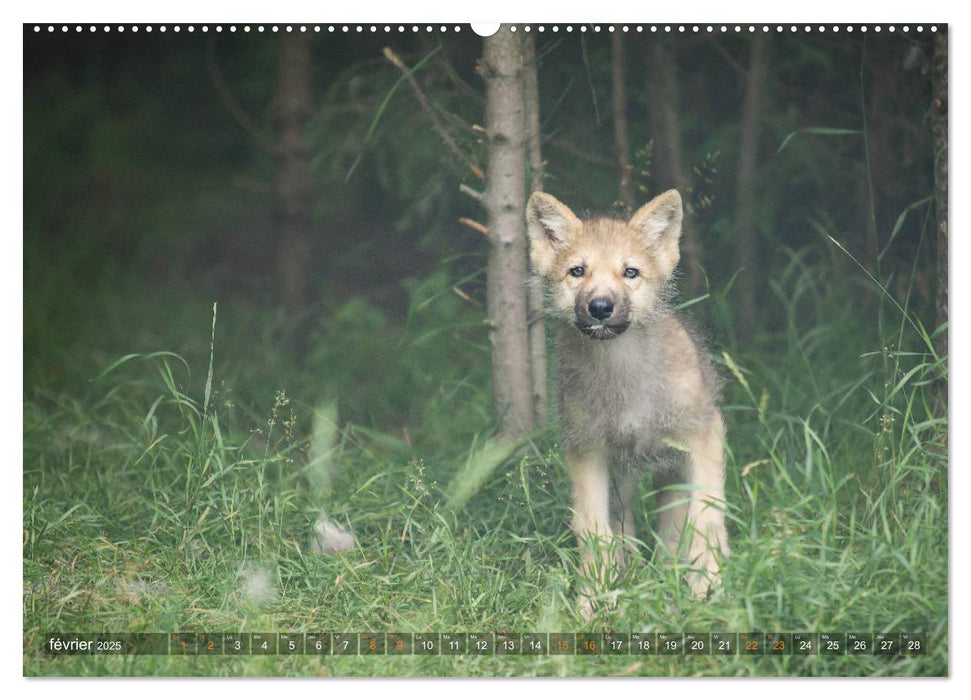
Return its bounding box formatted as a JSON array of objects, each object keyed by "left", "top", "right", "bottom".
[
  {"left": 645, "top": 39, "right": 703, "bottom": 296},
  {"left": 482, "top": 27, "right": 534, "bottom": 440},
  {"left": 523, "top": 33, "right": 548, "bottom": 427},
  {"left": 272, "top": 33, "right": 313, "bottom": 324},
  {"left": 930, "top": 27, "right": 948, "bottom": 366},
  {"left": 612, "top": 32, "right": 634, "bottom": 209},
  {"left": 733, "top": 34, "right": 768, "bottom": 348}
]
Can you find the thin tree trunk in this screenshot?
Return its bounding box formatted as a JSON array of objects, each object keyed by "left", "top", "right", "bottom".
[
  {"left": 482, "top": 27, "right": 534, "bottom": 440},
  {"left": 273, "top": 33, "right": 313, "bottom": 320},
  {"left": 930, "top": 27, "right": 948, "bottom": 366},
  {"left": 612, "top": 32, "right": 634, "bottom": 209},
  {"left": 646, "top": 39, "right": 702, "bottom": 296},
  {"left": 523, "top": 32, "right": 548, "bottom": 427},
  {"left": 733, "top": 34, "right": 768, "bottom": 348}
]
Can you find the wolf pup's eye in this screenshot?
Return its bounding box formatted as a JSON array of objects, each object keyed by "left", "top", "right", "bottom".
[
  {"left": 568, "top": 266, "right": 585, "bottom": 278},
  {"left": 623, "top": 267, "right": 639, "bottom": 279}
]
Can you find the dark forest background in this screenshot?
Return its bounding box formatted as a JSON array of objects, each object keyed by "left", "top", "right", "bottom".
[{"left": 25, "top": 26, "right": 941, "bottom": 413}]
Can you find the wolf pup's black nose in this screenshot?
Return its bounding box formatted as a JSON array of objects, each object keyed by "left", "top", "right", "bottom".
[{"left": 588, "top": 298, "right": 614, "bottom": 321}]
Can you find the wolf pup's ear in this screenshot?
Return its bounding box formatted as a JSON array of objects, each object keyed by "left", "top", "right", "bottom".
[
  {"left": 526, "top": 192, "right": 582, "bottom": 277},
  {"left": 629, "top": 189, "right": 683, "bottom": 279}
]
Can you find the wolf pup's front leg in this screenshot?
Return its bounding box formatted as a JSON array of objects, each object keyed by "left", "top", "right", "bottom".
[
  {"left": 564, "top": 448, "right": 615, "bottom": 618},
  {"left": 657, "top": 412, "right": 731, "bottom": 597}
]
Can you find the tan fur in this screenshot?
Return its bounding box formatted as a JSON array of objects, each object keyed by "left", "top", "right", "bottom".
[{"left": 526, "top": 190, "right": 730, "bottom": 617}]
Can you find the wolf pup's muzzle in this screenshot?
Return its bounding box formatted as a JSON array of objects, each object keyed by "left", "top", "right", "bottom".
[{"left": 574, "top": 295, "right": 631, "bottom": 339}]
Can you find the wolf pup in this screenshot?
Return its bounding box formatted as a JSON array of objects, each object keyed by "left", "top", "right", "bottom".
[{"left": 526, "top": 189, "right": 730, "bottom": 616}]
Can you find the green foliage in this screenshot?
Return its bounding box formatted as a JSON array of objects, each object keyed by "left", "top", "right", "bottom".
[
  {"left": 304, "top": 263, "right": 492, "bottom": 450},
  {"left": 23, "top": 244, "right": 947, "bottom": 676},
  {"left": 305, "top": 39, "right": 481, "bottom": 251}
]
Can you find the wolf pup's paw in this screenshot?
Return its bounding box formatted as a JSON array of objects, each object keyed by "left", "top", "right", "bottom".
[
  {"left": 684, "top": 547, "right": 728, "bottom": 598},
  {"left": 578, "top": 593, "right": 595, "bottom": 621},
  {"left": 577, "top": 588, "right": 619, "bottom": 620},
  {"left": 686, "top": 568, "right": 720, "bottom": 599}
]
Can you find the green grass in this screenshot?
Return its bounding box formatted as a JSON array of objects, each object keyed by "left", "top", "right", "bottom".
[{"left": 22, "top": 256, "right": 947, "bottom": 677}]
